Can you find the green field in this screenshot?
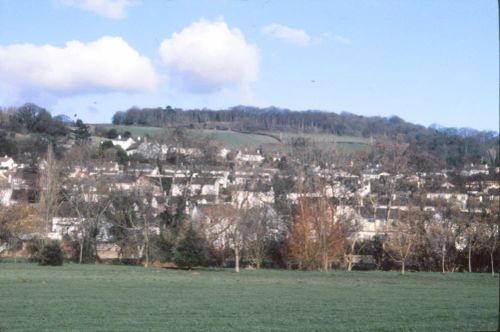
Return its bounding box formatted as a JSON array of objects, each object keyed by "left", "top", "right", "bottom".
[
  {"left": 191, "top": 129, "right": 278, "bottom": 149},
  {"left": 92, "top": 124, "right": 164, "bottom": 137},
  {"left": 92, "top": 124, "right": 371, "bottom": 152},
  {"left": 0, "top": 263, "right": 497, "bottom": 331}
]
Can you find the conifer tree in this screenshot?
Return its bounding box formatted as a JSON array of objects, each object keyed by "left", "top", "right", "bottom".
[
  {"left": 71, "top": 119, "right": 91, "bottom": 144},
  {"left": 174, "top": 224, "right": 205, "bottom": 269}
]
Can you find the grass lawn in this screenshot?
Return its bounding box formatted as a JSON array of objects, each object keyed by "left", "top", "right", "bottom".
[{"left": 0, "top": 263, "right": 497, "bottom": 331}]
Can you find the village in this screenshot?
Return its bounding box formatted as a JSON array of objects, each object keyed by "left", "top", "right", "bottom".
[
  {"left": 1, "top": 1, "right": 498, "bottom": 329},
  {"left": 1, "top": 130, "right": 498, "bottom": 272}
]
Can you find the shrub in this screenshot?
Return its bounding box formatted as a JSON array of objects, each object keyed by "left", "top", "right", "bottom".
[
  {"left": 175, "top": 225, "right": 205, "bottom": 269},
  {"left": 116, "top": 147, "right": 129, "bottom": 165},
  {"left": 106, "top": 128, "right": 118, "bottom": 139},
  {"left": 39, "top": 241, "right": 64, "bottom": 266},
  {"left": 100, "top": 140, "right": 114, "bottom": 150}
]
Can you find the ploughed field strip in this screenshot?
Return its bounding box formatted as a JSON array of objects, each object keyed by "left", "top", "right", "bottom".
[{"left": 0, "top": 262, "right": 498, "bottom": 331}]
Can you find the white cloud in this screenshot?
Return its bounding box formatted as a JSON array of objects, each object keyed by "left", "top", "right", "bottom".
[
  {"left": 159, "top": 18, "right": 260, "bottom": 93},
  {"left": 59, "top": 0, "right": 136, "bottom": 19},
  {"left": 262, "top": 23, "right": 311, "bottom": 46},
  {"left": 0, "top": 36, "right": 160, "bottom": 95},
  {"left": 334, "top": 34, "right": 352, "bottom": 45}
]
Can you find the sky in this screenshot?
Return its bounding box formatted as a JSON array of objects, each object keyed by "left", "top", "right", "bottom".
[{"left": 0, "top": 0, "right": 498, "bottom": 130}]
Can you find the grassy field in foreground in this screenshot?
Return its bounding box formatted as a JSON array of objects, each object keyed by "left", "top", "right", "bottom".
[{"left": 0, "top": 263, "right": 498, "bottom": 331}]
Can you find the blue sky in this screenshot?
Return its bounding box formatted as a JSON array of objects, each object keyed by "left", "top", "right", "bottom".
[{"left": 0, "top": 0, "right": 497, "bottom": 130}]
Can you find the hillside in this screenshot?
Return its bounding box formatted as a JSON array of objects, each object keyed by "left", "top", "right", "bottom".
[
  {"left": 1, "top": 103, "right": 498, "bottom": 170},
  {"left": 110, "top": 106, "right": 499, "bottom": 168},
  {"left": 92, "top": 124, "right": 371, "bottom": 152}
]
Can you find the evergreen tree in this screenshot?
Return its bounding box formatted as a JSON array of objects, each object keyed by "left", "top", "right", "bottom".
[
  {"left": 39, "top": 241, "right": 64, "bottom": 266},
  {"left": 175, "top": 224, "right": 205, "bottom": 269},
  {"left": 72, "top": 119, "right": 91, "bottom": 144},
  {"left": 116, "top": 147, "right": 129, "bottom": 165}
]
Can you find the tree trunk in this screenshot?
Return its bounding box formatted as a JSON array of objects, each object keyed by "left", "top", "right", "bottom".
[
  {"left": 322, "top": 254, "right": 329, "bottom": 272},
  {"left": 441, "top": 244, "right": 446, "bottom": 273},
  {"left": 234, "top": 246, "right": 240, "bottom": 273},
  {"left": 490, "top": 252, "right": 495, "bottom": 277},
  {"left": 468, "top": 245, "right": 472, "bottom": 273},
  {"left": 79, "top": 238, "right": 84, "bottom": 264},
  {"left": 144, "top": 226, "right": 149, "bottom": 267},
  {"left": 137, "top": 245, "right": 144, "bottom": 264},
  {"left": 144, "top": 230, "right": 149, "bottom": 267},
  {"left": 401, "top": 260, "right": 405, "bottom": 275},
  {"left": 347, "top": 241, "right": 356, "bottom": 272},
  {"left": 94, "top": 238, "right": 99, "bottom": 263}
]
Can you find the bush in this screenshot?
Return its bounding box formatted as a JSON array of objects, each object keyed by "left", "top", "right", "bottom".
[
  {"left": 39, "top": 241, "right": 64, "bottom": 266},
  {"left": 116, "top": 148, "right": 129, "bottom": 165},
  {"left": 106, "top": 128, "right": 118, "bottom": 139},
  {"left": 100, "top": 140, "right": 114, "bottom": 150},
  {"left": 175, "top": 225, "right": 205, "bottom": 269}
]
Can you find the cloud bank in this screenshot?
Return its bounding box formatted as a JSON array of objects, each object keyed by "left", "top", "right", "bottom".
[
  {"left": 159, "top": 18, "right": 259, "bottom": 93},
  {"left": 0, "top": 36, "right": 159, "bottom": 95},
  {"left": 262, "top": 23, "right": 311, "bottom": 46},
  {"left": 60, "top": 0, "right": 136, "bottom": 19}
]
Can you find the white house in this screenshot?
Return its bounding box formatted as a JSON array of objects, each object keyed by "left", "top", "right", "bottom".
[
  {"left": 218, "top": 148, "right": 231, "bottom": 159},
  {"left": 235, "top": 151, "right": 264, "bottom": 164},
  {"left": 233, "top": 189, "right": 274, "bottom": 208},
  {"left": 111, "top": 137, "right": 136, "bottom": 151},
  {"left": 48, "top": 217, "right": 81, "bottom": 240},
  {"left": 0, "top": 156, "right": 16, "bottom": 170}
]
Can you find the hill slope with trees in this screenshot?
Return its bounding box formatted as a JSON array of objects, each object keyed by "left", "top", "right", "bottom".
[{"left": 111, "top": 105, "right": 499, "bottom": 169}]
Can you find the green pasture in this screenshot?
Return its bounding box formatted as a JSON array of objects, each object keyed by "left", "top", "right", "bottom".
[
  {"left": 0, "top": 262, "right": 497, "bottom": 331},
  {"left": 92, "top": 124, "right": 164, "bottom": 137},
  {"left": 92, "top": 124, "right": 371, "bottom": 153}
]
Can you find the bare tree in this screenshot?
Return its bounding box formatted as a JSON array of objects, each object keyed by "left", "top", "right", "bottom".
[
  {"left": 477, "top": 197, "right": 499, "bottom": 276},
  {"left": 37, "top": 144, "right": 61, "bottom": 239},
  {"left": 107, "top": 187, "right": 159, "bottom": 266},
  {"left": 460, "top": 197, "right": 484, "bottom": 273},
  {"left": 337, "top": 210, "right": 363, "bottom": 272},
  {"left": 202, "top": 203, "right": 244, "bottom": 272},
  {"left": 426, "top": 199, "right": 460, "bottom": 273},
  {"left": 63, "top": 177, "right": 110, "bottom": 263},
  {"left": 61, "top": 144, "right": 113, "bottom": 263},
  {"left": 373, "top": 135, "right": 410, "bottom": 224},
  {"left": 384, "top": 206, "right": 422, "bottom": 275},
  {"left": 241, "top": 205, "right": 282, "bottom": 269}
]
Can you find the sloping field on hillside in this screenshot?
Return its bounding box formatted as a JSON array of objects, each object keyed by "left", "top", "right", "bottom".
[{"left": 92, "top": 124, "right": 371, "bottom": 152}]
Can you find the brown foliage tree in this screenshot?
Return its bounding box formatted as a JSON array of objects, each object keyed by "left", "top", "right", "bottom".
[{"left": 287, "top": 195, "right": 344, "bottom": 271}]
